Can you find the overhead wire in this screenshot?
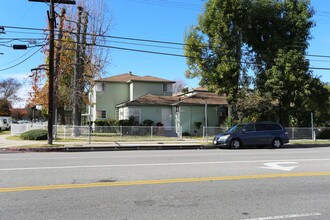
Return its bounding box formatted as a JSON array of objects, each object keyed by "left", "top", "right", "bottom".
[
  {"left": 3, "top": 25, "right": 329, "bottom": 56},
  {"left": 2, "top": 25, "right": 330, "bottom": 72},
  {"left": 0, "top": 46, "right": 44, "bottom": 71},
  {"left": 0, "top": 48, "right": 40, "bottom": 67}
]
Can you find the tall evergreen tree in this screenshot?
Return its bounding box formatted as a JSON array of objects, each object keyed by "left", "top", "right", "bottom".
[{"left": 184, "top": 0, "right": 329, "bottom": 125}]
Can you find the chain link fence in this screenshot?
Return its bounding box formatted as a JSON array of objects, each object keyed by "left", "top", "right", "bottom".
[
  {"left": 10, "top": 124, "right": 329, "bottom": 142},
  {"left": 203, "top": 126, "right": 330, "bottom": 140},
  {"left": 53, "top": 125, "right": 182, "bottom": 142}
]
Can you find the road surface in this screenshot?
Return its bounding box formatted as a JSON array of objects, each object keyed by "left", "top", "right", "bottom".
[{"left": 1, "top": 147, "right": 329, "bottom": 219}]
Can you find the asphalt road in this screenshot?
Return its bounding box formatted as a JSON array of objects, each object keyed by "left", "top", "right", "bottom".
[{"left": 0, "top": 147, "right": 330, "bottom": 220}]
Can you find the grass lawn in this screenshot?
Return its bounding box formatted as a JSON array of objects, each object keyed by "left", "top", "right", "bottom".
[
  {"left": 0, "top": 130, "right": 10, "bottom": 135},
  {"left": 289, "top": 139, "right": 330, "bottom": 145}
]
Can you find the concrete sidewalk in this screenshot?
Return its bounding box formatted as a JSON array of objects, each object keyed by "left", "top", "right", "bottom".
[
  {"left": 0, "top": 135, "right": 208, "bottom": 152},
  {"left": 1, "top": 135, "right": 329, "bottom": 152}
]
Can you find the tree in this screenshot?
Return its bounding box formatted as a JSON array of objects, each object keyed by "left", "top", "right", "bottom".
[
  {"left": 10, "top": 108, "right": 28, "bottom": 120},
  {"left": 0, "top": 98, "right": 11, "bottom": 116},
  {"left": 29, "top": 0, "right": 112, "bottom": 126},
  {"left": 63, "top": 0, "right": 112, "bottom": 128},
  {"left": 184, "top": 0, "right": 326, "bottom": 125},
  {"left": 172, "top": 79, "right": 187, "bottom": 94},
  {"left": 0, "top": 78, "right": 22, "bottom": 102},
  {"left": 234, "top": 91, "right": 278, "bottom": 123},
  {"left": 184, "top": 0, "right": 248, "bottom": 115}
]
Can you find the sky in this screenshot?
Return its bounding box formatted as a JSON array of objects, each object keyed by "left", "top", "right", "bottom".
[{"left": 0, "top": 0, "right": 330, "bottom": 108}]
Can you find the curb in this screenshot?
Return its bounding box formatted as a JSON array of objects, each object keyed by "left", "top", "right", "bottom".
[
  {"left": 1, "top": 143, "right": 328, "bottom": 153},
  {"left": 1, "top": 144, "right": 214, "bottom": 153}
]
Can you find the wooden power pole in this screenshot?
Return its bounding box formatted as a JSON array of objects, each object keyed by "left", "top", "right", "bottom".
[{"left": 28, "top": 0, "right": 76, "bottom": 145}]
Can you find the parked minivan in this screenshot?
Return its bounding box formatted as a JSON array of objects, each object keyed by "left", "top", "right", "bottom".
[{"left": 213, "top": 122, "right": 289, "bottom": 149}]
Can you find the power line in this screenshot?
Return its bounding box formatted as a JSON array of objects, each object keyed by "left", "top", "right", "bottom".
[
  {"left": 4, "top": 25, "right": 330, "bottom": 59},
  {"left": 309, "top": 67, "right": 330, "bottom": 71},
  {"left": 0, "top": 48, "right": 39, "bottom": 67},
  {"left": 0, "top": 46, "right": 43, "bottom": 71},
  {"left": 2, "top": 26, "right": 330, "bottom": 71},
  {"left": 2, "top": 25, "right": 187, "bottom": 46}
]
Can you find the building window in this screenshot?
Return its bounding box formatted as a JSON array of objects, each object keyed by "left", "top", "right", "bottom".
[
  {"left": 163, "top": 83, "right": 167, "bottom": 92},
  {"left": 115, "top": 109, "right": 119, "bottom": 120},
  {"left": 97, "top": 110, "right": 107, "bottom": 119},
  {"left": 95, "top": 82, "right": 106, "bottom": 92},
  {"left": 129, "top": 108, "right": 141, "bottom": 124}
]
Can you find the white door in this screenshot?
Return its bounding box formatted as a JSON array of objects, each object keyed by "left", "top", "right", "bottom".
[{"left": 162, "top": 108, "right": 172, "bottom": 129}]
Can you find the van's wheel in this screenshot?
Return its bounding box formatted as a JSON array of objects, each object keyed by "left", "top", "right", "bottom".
[
  {"left": 230, "top": 139, "right": 241, "bottom": 149},
  {"left": 272, "top": 138, "right": 282, "bottom": 148}
]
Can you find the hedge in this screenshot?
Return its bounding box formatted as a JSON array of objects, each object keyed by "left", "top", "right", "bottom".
[{"left": 20, "top": 129, "right": 48, "bottom": 140}]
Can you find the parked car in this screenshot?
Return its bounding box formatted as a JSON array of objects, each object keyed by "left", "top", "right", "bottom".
[
  {"left": 0, "top": 119, "right": 5, "bottom": 132},
  {"left": 213, "top": 122, "right": 289, "bottom": 149},
  {"left": 0, "top": 116, "right": 12, "bottom": 130}
]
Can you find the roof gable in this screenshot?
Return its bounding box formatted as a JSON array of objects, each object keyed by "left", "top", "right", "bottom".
[{"left": 96, "top": 73, "right": 175, "bottom": 83}]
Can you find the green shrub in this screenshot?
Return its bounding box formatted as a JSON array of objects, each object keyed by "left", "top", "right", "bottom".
[
  {"left": 143, "top": 119, "right": 154, "bottom": 126},
  {"left": 156, "top": 122, "right": 164, "bottom": 126},
  {"left": 317, "top": 129, "right": 330, "bottom": 139},
  {"left": 94, "top": 119, "right": 118, "bottom": 126},
  {"left": 117, "top": 116, "right": 136, "bottom": 126},
  {"left": 182, "top": 132, "right": 190, "bottom": 136},
  {"left": 108, "top": 119, "right": 117, "bottom": 126},
  {"left": 20, "top": 129, "right": 48, "bottom": 140},
  {"left": 94, "top": 120, "right": 109, "bottom": 126}
]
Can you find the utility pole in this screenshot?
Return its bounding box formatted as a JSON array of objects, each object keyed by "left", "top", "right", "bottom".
[
  {"left": 72, "top": 6, "right": 83, "bottom": 136},
  {"left": 54, "top": 8, "right": 66, "bottom": 128},
  {"left": 28, "top": 0, "right": 76, "bottom": 145}
]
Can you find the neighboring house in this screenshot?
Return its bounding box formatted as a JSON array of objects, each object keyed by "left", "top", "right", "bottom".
[
  {"left": 90, "top": 72, "right": 175, "bottom": 123},
  {"left": 90, "top": 72, "right": 228, "bottom": 135},
  {"left": 117, "top": 87, "right": 228, "bottom": 134}
]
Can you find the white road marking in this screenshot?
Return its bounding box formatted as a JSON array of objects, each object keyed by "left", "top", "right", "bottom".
[
  {"left": 0, "top": 158, "right": 330, "bottom": 171},
  {"left": 261, "top": 162, "right": 299, "bottom": 171},
  {"left": 241, "top": 212, "right": 321, "bottom": 220}
]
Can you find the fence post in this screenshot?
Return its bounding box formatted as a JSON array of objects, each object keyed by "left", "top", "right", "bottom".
[
  {"left": 120, "top": 126, "right": 122, "bottom": 142},
  {"left": 88, "top": 124, "right": 91, "bottom": 144},
  {"left": 151, "top": 126, "right": 153, "bottom": 139},
  {"left": 292, "top": 128, "right": 295, "bottom": 140},
  {"left": 203, "top": 126, "right": 205, "bottom": 140},
  {"left": 64, "top": 125, "right": 66, "bottom": 139},
  {"left": 53, "top": 125, "right": 56, "bottom": 141},
  {"left": 180, "top": 126, "right": 183, "bottom": 140}
]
